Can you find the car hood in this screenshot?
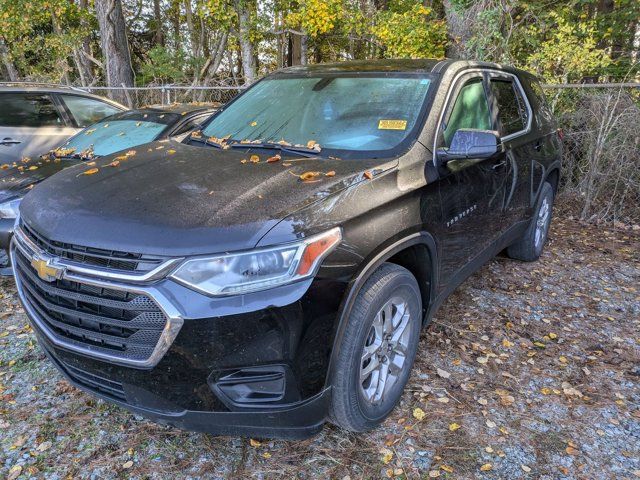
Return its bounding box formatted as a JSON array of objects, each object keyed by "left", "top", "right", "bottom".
[
  {"left": 0, "top": 158, "right": 77, "bottom": 203},
  {"left": 20, "top": 140, "right": 395, "bottom": 256}
]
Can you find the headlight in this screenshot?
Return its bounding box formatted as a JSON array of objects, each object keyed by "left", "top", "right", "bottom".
[
  {"left": 170, "top": 227, "right": 342, "bottom": 296},
  {"left": 0, "top": 198, "right": 22, "bottom": 219}
]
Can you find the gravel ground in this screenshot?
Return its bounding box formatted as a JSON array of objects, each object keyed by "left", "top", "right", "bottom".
[{"left": 1, "top": 217, "right": 639, "bottom": 479}]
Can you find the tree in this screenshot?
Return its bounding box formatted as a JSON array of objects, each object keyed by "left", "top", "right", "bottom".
[{"left": 95, "top": 0, "right": 134, "bottom": 105}]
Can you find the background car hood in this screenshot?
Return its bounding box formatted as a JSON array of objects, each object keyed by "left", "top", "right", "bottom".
[
  {"left": 20, "top": 140, "right": 393, "bottom": 256},
  {"left": 0, "top": 158, "right": 76, "bottom": 203}
]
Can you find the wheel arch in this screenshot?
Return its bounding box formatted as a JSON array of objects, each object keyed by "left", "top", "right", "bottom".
[{"left": 325, "top": 232, "right": 438, "bottom": 385}]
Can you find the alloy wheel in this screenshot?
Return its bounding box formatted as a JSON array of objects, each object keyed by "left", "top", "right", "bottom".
[{"left": 360, "top": 296, "right": 412, "bottom": 405}]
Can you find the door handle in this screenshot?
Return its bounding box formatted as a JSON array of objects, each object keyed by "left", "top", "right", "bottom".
[{"left": 0, "top": 138, "right": 21, "bottom": 146}]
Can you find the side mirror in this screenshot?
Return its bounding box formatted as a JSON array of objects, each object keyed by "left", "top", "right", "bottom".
[{"left": 436, "top": 129, "right": 501, "bottom": 172}]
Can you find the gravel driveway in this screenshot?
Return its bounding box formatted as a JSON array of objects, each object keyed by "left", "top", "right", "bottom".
[{"left": 1, "top": 218, "right": 638, "bottom": 479}]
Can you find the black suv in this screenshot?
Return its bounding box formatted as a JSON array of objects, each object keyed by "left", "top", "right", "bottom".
[{"left": 13, "top": 60, "right": 561, "bottom": 439}]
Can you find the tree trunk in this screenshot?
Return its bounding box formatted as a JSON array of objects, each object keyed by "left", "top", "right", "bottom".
[
  {"left": 234, "top": 0, "right": 256, "bottom": 84},
  {"left": 71, "top": 0, "right": 95, "bottom": 86},
  {"left": 95, "top": 0, "right": 135, "bottom": 106},
  {"left": 0, "top": 37, "right": 19, "bottom": 81},
  {"left": 153, "top": 0, "right": 165, "bottom": 46},
  {"left": 184, "top": 0, "right": 199, "bottom": 57}
]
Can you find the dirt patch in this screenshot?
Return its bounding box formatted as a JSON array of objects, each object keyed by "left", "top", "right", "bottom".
[{"left": 1, "top": 218, "right": 638, "bottom": 479}]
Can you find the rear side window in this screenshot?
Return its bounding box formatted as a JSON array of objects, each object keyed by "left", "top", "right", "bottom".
[
  {"left": 60, "top": 94, "right": 121, "bottom": 127},
  {"left": 0, "top": 93, "right": 63, "bottom": 127},
  {"left": 442, "top": 79, "right": 492, "bottom": 147},
  {"left": 490, "top": 79, "right": 528, "bottom": 136}
]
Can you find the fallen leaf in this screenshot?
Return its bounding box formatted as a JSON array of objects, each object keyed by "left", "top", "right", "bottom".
[
  {"left": 428, "top": 470, "right": 440, "bottom": 478},
  {"left": 262, "top": 452, "right": 271, "bottom": 459},
  {"left": 122, "top": 460, "right": 133, "bottom": 469},
  {"left": 480, "top": 463, "right": 493, "bottom": 471},
  {"left": 364, "top": 170, "right": 373, "bottom": 180},
  {"left": 307, "top": 140, "right": 317, "bottom": 148},
  {"left": 250, "top": 439, "right": 261, "bottom": 447},
  {"left": 449, "top": 423, "right": 461, "bottom": 431},
  {"left": 8, "top": 465, "right": 22, "bottom": 480},
  {"left": 566, "top": 446, "right": 579, "bottom": 455},
  {"left": 167, "top": 149, "right": 176, "bottom": 154},
  {"left": 250, "top": 154, "right": 260, "bottom": 163},
  {"left": 440, "top": 465, "right": 454, "bottom": 473},
  {"left": 380, "top": 448, "right": 394, "bottom": 464},
  {"left": 78, "top": 168, "right": 99, "bottom": 176},
  {"left": 413, "top": 407, "right": 426, "bottom": 421},
  {"left": 36, "top": 441, "right": 52, "bottom": 452},
  {"left": 250, "top": 121, "right": 257, "bottom": 126},
  {"left": 267, "top": 154, "right": 281, "bottom": 163},
  {"left": 107, "top": 160, "right": 120, "bottom": 167},
  {"left": 325, "top": 170, "right": 336, "bottom": 177},
  {"left": 299, "top": 171, "right": 321, "bottom": 181},
  {"left": 28, "top": 166, "right": 37, "bottom": 170}
]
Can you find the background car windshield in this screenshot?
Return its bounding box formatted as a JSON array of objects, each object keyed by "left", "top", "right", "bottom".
[
  {"left": 64, "top": 112, "right": 178, "bottom": 156},
  {"left": 202, "top": 76, "right": 431, "bottom": 154}
]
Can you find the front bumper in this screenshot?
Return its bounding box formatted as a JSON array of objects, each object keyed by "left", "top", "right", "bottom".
[{"left": 12, "top": 227, "right": 348, "bottom": 438}]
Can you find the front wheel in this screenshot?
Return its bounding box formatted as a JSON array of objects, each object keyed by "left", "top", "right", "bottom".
[
  {"left": 329, "top": 263, "right": 422, "bottom": 432},
  {"left": 507, "top": 181, "right": 554, "bottom": 261}
]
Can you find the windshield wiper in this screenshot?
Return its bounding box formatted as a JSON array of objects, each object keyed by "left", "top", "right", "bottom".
[
  {"left": 188, "top": 136, "right": 226, "bottom": 149},
  {"left": 229, "top": 142, "right": 320, "bottom": 158}
]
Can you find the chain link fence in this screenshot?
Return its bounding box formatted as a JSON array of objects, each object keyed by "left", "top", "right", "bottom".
[
  {"left": 543, "top": 84, "right": 640, "bottom": 228},
  {"left": 78, "top": 83, "right": 640, "bottom": 228},
  {"left": 77, "top": 85, "right": 246, "bottom": 108}
]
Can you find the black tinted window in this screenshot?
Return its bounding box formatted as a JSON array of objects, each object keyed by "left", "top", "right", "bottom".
[
  {"left": 490, "top": 80, "right": 528, "bottom": 136},
  {"left": 0, "top": 93, "right": 63, "bottom": 127}
]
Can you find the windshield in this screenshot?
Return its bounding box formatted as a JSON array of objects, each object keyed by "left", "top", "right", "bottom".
[
  {"left": 63, "top": 111, "right": 179, "bottom": 157},
  {"left": 201, "top": 75, "right": 432, "bottom": 157}
]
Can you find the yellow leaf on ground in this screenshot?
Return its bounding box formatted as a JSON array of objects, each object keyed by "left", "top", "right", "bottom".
[
  {"left": 480, "top": 463, "right": 493, "bottom": 471},
  {"left": 250, "top": 439, "right": 261, "bottom": 447},
  {"left": 413, "top": 407, "right": 426, "bottom": 421},
  {"left": 449, "top": 423, "right": 461, "bottom": 431}
]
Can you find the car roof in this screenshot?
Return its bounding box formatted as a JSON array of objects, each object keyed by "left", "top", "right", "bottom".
[
  {"left": 276, "top": 59, "right": 528, "bottom": 78},
  {"left": 0, "top": 83, "right": 127, "bottom": 109}
]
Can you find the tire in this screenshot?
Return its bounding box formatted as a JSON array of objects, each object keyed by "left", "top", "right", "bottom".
[
  {"left": 329, "top": 263, "right": 422, "bottom": 432},
  {"left": 507, "top": 181, "right": 554, "bottom": 262}
]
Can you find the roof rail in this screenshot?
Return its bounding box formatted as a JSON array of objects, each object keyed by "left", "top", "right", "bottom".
[{"left": 0, "top": 82, "right": 85, "bottom": 92}]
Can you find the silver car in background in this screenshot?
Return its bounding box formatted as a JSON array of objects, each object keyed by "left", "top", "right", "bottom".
[{"left": 0, "top": 83, "right": 126, "bottom": 164}]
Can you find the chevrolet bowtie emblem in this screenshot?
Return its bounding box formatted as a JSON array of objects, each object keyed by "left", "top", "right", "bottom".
[{"left": 30, "top": 254, "right": 65, "bottom": 282}]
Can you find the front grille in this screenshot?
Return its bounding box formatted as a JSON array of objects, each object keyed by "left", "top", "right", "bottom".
[
  {"left": 14, "top": 247, "right": 169, "bottom": 363},
  {"left": 52, "top": 355, "right": 127, "bottom": 402},
  {"left": 20, "top": 221, "right": 165, "bottom": 273}
]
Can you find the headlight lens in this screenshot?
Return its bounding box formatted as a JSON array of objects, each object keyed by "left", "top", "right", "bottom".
[
  {"left": 0, "top": 198, "right": 22, "bottom": 219},
  {"left": 170, "top": 227, "right": 342, "bottom": 296}
]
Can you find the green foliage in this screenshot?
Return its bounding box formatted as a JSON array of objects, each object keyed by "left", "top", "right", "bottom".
[
  {"left": 524, "top": 14, "right": 611, "bottom": 82},
  {"left": 140, "top": 46, "right": 187, "bottom": 84},
  {"left": 374, "top": 4, "right": 447, "bottom": 58}
]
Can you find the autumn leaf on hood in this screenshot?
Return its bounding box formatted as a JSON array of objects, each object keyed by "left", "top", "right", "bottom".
[
  {"left": 167, "top": 149, "right": 176, "bottom": 154},
  {"left": 325, "top": 171, "right": 336, "bottom": 177},
  {"left": 299, "top": 171, "right": 321, "bottom": 181},
  {"left": 107, "top": 160, "right": 120, "bottom": 167},
  {"left": 191, "top": 130, "right": 203, "bottom": 139},
  {"left": 250, "top": 154, "right": 260, "bottom": 163},
  {"left": 78, "top": 168, "right": 99, "bottom": 176},
  {"left": 267, "top": 154, "right": 281, "bottom": 163},
  {"left": 1, "top": 165, "right": 9, "bottom": 170},
  {"left": 364, "top": 170, "right": 373, "bottom": 180}
]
